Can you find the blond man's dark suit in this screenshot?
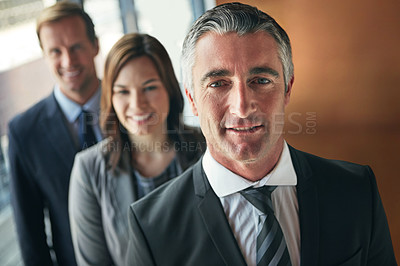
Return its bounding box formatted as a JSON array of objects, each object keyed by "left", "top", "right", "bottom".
[{"left": 8, "top": 93, "right": 80, "bottom": 266}]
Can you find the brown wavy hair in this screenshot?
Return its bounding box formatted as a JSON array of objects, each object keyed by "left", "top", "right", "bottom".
[{"left": 101, "top": 33, "right": 184, "bottom": 168}]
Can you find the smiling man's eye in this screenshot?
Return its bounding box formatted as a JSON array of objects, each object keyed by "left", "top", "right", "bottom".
[
  {"left": 71, "top": 44, "right": 83, "bottom": 52},
  {"left": 48, "top": 49, "right": 61, "bottom": 58},
  {"left": 209, "top": 81, "right": 227, "bottom": 88},
  {"left": 256, "top": 78, "right": 270, "bottom": 84},
  {"left": 210, "top": 81, "right": 222, "bottom": 88}
]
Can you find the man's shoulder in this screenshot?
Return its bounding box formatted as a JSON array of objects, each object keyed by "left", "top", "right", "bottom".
[
  {"left": 290, "top": 146, "right": 372, "bottom": 180},
  {"left": 9, "top": 93, "right": 55, "bottom": 134},
  {"left": 175, "top": 126, "right": 206, "bottom": 153},
  {"left": 176, "top": 127, "right": 206, "bottom": 168}
]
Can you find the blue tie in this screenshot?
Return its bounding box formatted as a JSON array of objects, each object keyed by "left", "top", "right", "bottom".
[
  {"left": 78, "top": 110, "right": 97, "bottom": 150},
  {"left": 240, "top": 186, "right": 291, "bottom": 266}
]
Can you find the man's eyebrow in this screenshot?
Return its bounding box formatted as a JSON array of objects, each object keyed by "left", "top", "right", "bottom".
[
  {"left": 200, "top": 69, "right": 232, "bottom": 86},
  {"left": 249, "top": 67, "right": 280, "bottom": 77}
]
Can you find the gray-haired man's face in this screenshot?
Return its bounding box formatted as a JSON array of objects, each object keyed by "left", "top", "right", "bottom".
[{"left": 186, "top": 31, "right": 293, "bottom": 179}]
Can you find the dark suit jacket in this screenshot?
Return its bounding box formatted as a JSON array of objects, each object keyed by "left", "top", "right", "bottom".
[
  {"left": 8, "top": 93, "right": 79, "bottom": 266},
  {"left": 126, "top": 146, "right": 396, "bottom": 266}
]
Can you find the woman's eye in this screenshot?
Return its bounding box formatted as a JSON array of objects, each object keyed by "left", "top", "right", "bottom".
[
  {"left": 144, "top": 86, "right": 157, "bottom": 92},
  {"left": 115, "top": 89, "right": 129, "bottom": 95}
]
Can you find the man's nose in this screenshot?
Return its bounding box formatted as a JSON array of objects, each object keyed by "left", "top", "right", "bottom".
[
  {"left": 229, "top": 82, "right": 257, "bottom": 118},
  {"left": 61, "top": 50, "right": 76, "bottom": 67}
]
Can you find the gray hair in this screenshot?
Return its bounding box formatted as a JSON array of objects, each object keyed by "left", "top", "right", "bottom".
[{"left": 181, "top": 2, "right": 294, "bottom": 93}]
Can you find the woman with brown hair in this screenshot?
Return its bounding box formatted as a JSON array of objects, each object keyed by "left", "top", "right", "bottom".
[{"left": 68, "top": 33, "right": 205, "bottom": 266}]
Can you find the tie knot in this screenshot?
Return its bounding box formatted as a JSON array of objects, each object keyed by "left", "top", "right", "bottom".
[
  {"left": 240, "top": 186, "right": 276, "bottom": 214},
  {"left": 79, "top": 109, "right": 91, "bottom": 120}
]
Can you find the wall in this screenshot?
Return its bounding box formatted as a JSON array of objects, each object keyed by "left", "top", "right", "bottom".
[
  {"left": 0, "top": 58, "right": 54, "bottom": 136},
  {"left": 217, "top": 0, "right": 400, "bottom": 260}
]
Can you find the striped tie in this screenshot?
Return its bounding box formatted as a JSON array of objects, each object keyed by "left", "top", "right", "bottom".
[{"left": 240, "top": 186, "right": 291, "bottom": 266}]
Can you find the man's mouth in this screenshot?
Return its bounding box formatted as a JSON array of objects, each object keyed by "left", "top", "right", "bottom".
[
  {"left": 62, "top": 69, "right": 81, "bottom": 79},
  {"left": 227, "top": 125, "right": 264, "bottom": 132}
]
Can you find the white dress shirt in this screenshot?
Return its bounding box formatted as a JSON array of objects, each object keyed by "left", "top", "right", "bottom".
[
  {"left": 54, "top": 85, "right": 102, "bottom": 148},
  {"left": 203, "top": 142, "right": 300, "bottom": 266}
]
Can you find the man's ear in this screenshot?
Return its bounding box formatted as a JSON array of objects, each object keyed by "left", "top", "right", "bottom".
[
  {"left": 185, "top": 88, "right": 198, "bottom": 116},
  {"left": 284, "top": 75, "right": 294, "bottom": 106},
  {"left": 93, "top": 37, "right": 100, "bottom": 56}
]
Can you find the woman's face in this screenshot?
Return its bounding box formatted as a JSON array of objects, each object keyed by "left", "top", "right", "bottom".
[{"left": 112, "top": 56, "right": 170, "bottom": 138}]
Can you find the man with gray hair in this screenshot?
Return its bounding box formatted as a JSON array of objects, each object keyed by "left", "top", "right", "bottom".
[{"left": 126, "top": 3, "right": 396, "bottom": 265}]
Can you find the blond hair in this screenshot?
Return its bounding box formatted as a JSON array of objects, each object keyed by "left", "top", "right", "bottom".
[{"left": 36, "top": 1, "right": 96, "bottom": 48}]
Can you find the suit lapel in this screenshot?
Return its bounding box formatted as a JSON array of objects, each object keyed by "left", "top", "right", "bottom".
[
  {"left": 40, "top": 93, "right": 77, "bottom": 169},
  {"left": 193, "top": 160, "right": 247, "bottom": 266},
  {"left": 289, "top": 146, "right": 319, "bottom": 265},
  {"left": 108, "top": 149, "right": 139, "bottom": 235}
]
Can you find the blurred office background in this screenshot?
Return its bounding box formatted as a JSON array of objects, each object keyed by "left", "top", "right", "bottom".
[{"left": 0, "top": 0, "right": 399, "bottom": 264}]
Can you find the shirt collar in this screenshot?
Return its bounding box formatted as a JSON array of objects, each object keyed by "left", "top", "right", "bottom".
[
  {"left": 54, "top": 84, "right": 101, "bottom": 123},
  {"left": 203, "top": 141, "right": 297, "bottom": 198}
]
